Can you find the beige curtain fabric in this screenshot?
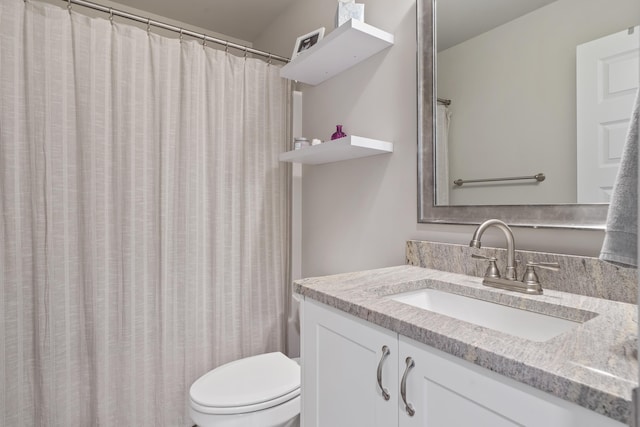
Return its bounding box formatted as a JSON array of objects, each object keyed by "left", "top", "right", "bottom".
[
  {"left": 0, "top": 1, "right": 291, "bottom": 425},
  {"left": 435, "top": 104, "right": 451, "bottom": 205}
]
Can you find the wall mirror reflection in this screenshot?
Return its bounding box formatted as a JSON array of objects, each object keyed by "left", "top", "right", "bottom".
[{"left": 418, "top": 0, "right": 639, "bottom": 227}]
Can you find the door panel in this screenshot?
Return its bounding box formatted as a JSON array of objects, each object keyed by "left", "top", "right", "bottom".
[
  {"left": 424, "top": 380, "right": 520, "bottom": 426},
  {"left": 577, "top": 26, "right": 639, "bottom": 203},
  {"left": 301, "top": 299, "right": 398, "bottom": 427}
]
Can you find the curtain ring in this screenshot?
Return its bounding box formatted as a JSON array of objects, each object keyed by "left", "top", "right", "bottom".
[
  {"left": 179, "top": 28, "right": 184, "bottom": 42},
  {"left": 244, "top": 46, "right": 248, "bottom": 59},
  {"left": 202, "top": 33, "right": 207, "bottom": 48},
  {"left": 267, "top": 53, "right": 272, "bottom": 66},
  {"left": 109, "top": 8, "right": 114, "bottom": 24},
  {"left": 224, "top": 41, "right": 229, "bottom": 53},
  {"left": 147, "top": 18, "right": 151, "bottom": 34},
  {"left": 67, "top": 0, "right": 72, "bottom": 12}
]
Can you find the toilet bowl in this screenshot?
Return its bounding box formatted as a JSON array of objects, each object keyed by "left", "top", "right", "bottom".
[{"left": 189, "top": 352, "right": 300, "bottom": 427}]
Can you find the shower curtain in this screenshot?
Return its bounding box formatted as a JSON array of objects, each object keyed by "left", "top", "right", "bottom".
[
  {"left": 435, "top": 103, "right": 451, "bottom": 205},
  {"left": 0, "top": 1, "right": 291, "bottom": 426}
]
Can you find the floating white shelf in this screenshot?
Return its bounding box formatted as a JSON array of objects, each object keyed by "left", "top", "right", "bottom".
[
  {"left": 279, "top": 136, "right": 393, "bottom": 165},
  {"left": 280, "top": 20, "right": 394, "bottom": 86}
]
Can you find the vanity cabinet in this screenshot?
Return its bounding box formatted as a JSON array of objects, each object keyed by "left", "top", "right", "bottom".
[{"left": 301, "top": 298, "right": 624, "bottom": 427}]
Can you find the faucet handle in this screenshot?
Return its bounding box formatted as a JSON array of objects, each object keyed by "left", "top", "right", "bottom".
[
  {"left": 526, "top": 261, "right": 560, "bottom": 271},
  {"left": 471, "top": 254, "right": 495, "bottom": 261},
  {"left": 522, "top": 261, "right": 560, "bottom": 288},
  {"left": 471, "top": 254, "right": 500, "bottom": 278}
]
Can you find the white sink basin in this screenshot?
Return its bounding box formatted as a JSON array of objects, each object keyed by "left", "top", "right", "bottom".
[{"left": 390, "top": 288, "right": 581, "bottom": 342}]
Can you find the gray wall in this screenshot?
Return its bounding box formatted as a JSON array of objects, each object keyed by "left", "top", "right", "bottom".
[{"left": 255, "top": 0, "right": 606, "bottom": 278}]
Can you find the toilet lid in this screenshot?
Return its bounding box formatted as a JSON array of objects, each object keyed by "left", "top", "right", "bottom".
[{"left": 190, "top": 352, "right": 300, "bottom": 411}]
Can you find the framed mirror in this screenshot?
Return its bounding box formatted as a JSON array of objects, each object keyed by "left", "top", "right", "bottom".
[{"left": 417, "top": 0, "right": 639, "bottom": 228}]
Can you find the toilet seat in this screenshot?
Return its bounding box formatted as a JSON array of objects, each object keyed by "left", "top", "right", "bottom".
[
  {"left": 189, "top": 352, "right": 301, "bottom": 416},
  {"left": 190, "top": 388, "right": 300, "bottom": 415}
]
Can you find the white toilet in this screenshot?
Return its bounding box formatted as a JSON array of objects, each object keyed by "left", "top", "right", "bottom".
[{"left": 188, "top": 352, "right": 301, "bottom": 427}]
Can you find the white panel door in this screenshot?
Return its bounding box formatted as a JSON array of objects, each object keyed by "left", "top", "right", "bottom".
[
  {"left": 301, "top": 299, "right": 398, "bottom": 427},
  {"left": 398, "top": 336, "right": 624, "bottom": 427},
  {"left": 577, "top": 26, "right": 639, "bottom": 203}
]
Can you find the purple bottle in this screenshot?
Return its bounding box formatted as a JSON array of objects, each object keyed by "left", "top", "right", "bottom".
[{"left": 331, "top": 125, "right": 347, "bottom": 140}]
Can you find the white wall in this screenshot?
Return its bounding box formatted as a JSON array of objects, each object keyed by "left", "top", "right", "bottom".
[
  {"left": 254, "top": 0, "right": 607, "bottom": 278},
  {"left": 438, "top": 0, "right": 639, "bottom": 205}
]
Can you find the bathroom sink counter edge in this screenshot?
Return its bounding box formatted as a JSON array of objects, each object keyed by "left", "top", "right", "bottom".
[{"left": 293, "top": 265, "right": 638, "bottom": 424}]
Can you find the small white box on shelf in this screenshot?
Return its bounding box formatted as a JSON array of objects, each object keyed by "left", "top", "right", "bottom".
[{"left": 336, "top": 1, "right": 364, "bottom": 27}]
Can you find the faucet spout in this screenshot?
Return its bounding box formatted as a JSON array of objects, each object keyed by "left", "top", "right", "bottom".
[{"left": 469, "top": 219, "right": 517, "bottom": 281}]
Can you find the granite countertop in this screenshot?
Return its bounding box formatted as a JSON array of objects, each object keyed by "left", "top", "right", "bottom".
[{"left": 293, "top": 265, "right": 638, "bottom": 424}]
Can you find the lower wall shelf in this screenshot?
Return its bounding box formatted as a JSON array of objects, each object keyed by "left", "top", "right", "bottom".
[{"left": 279, "top": 135, "right": 393, "bottom": 165}]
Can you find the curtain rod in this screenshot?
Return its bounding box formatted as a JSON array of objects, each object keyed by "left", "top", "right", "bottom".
[{"left": 60, "top": 0, "right": 290, "bottom": 64}]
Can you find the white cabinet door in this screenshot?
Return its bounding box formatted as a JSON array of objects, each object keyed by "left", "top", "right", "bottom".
[
  {"left": 398, "top": 336, "right": 624, "bottom": 427},
  {"left": 301, "top": 299, "right": 399, "bottom": 427}
]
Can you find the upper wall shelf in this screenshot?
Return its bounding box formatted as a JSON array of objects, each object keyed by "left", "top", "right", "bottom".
[
  {"left": 279, "top": 135, "right": 393, "bottom": 165},
  {"left": 280, "top": 20, "right": 394, "bottom": 85}
]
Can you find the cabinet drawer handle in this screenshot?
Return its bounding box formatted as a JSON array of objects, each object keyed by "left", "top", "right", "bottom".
[
  {"left": 377, "top": 345, "right": 391, "bottom": 401},
  {"left": 401, "top": 356, "right": 415, "bottom": 417}
]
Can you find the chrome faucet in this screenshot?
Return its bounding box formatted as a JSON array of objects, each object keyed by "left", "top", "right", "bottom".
[
  {"left": 469, "top": 219, "right": 517, "bottom": 280},
  {"left": 469, "top": 219, "right": 560, "bottom": 295}
]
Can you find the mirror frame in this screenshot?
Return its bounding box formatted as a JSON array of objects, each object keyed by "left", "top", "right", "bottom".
[{"left": 417, "top": 0, "right": 608, "bottom": 229}]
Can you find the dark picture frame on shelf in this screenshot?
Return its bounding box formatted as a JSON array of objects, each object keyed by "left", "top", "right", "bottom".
[{"left": 291, "top": 27, "right": 325, "bottom": 59}]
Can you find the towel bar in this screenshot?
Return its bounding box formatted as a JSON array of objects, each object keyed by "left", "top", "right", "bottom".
[{"left": 454, "top": 173, "right": 545, "bottom": 187}]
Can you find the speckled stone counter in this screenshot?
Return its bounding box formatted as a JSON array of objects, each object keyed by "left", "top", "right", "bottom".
[{"left": 293, "top": 265, "right": 638, "bottom": 424}]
